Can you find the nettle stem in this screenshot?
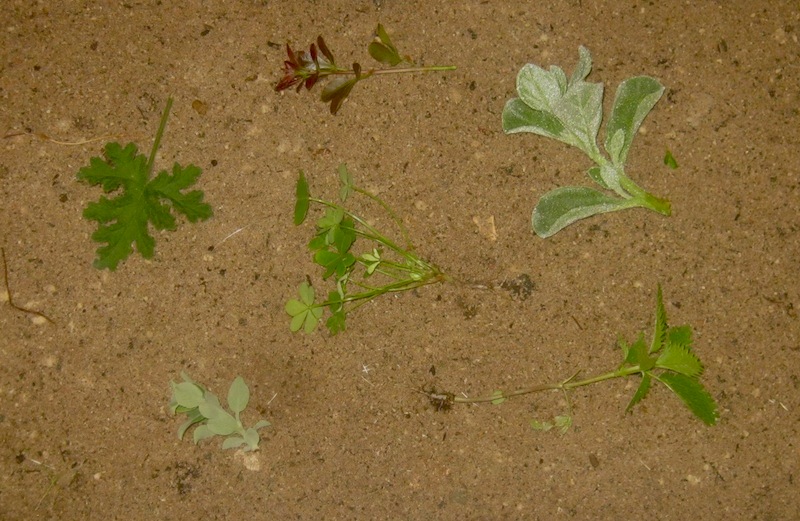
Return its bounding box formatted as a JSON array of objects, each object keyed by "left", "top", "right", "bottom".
[{"left": 447, "top": 365, "right": 644, "bottom": 405}]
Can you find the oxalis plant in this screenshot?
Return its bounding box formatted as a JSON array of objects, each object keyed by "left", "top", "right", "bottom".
[
  {"left": 503, "top": 46, "right": 672, "bottom": 238},
  {"left": 169, "top": 373, "right": 271, "bottom": 452},
  {"left": 286, "top": 164, "right": 446, "bottom": 335},
  {"left": 425, "top": 286, "right": 719, "bottom": 431},
  {"left": 275, "top": 23, "right": 456, "bottom": 114}
]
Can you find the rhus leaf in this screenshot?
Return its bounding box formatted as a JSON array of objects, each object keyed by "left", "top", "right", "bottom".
[{"left": 77, "top": 98, "right": 212, "bottom": 270}]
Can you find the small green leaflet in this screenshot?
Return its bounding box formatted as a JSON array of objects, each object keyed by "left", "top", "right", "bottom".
[
  {"left": 664, "top": 149, "right": 678, "bottom": 169},
  {"left": 77, "top": 98, "right": 212, "bottom": 270}
]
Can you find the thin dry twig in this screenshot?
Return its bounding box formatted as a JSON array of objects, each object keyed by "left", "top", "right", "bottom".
[{"left": 1, "top": 247, "right": 54, "bottom": 324}]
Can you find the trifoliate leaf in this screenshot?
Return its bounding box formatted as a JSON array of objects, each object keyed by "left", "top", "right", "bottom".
[{"left": 286, "top": 282, "right": 323, "bottom": 333}]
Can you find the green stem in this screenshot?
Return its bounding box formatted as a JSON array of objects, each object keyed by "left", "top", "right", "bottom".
[
  {"left": 352, "top": 186, "right": 413, "bottom": 249},
  {"left": 451, "top": 364, "right": 644, "bottom": 405},
  {"left": 330, "top": 65, "right": 457, "bottom": 77},
  {"left": 147, "top": 97, "right": 173, "bottom": 176}
]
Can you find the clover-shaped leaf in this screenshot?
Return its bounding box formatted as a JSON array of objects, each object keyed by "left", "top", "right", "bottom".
[{"left": 285, "top": 281, "right": 323, "bottom": 333}]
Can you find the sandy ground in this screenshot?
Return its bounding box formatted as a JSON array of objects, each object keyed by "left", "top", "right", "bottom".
[{"left": 2, "top": 1, "right": 799, "bottom": 519}]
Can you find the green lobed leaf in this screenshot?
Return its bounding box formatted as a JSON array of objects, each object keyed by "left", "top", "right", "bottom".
[
  {"left": 227, "top": 376, "right": 250, "bottom": 414},
  {"left": 654, "top": 373, "right": 719, "bottom": 425},
  {"left": 76, "top": 105, "right": 211, "bottom": 270},
  {"left": 604, "top": 76, "right": 665, "bottom": 166},
  {"left": 625, "top": 373, "right": 652, "bottom": 413},
  {"left": 326, "top": 310, "right": 346, "bottom": 335},
  {"left": 294, "top": 171, "right": 310, "bottom": 225},
  {"left": 532, "top": 186, "right": 630, "bottom": 238}
]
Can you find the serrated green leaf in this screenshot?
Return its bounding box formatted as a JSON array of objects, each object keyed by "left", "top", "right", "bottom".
[
  {"left": 294, "top": 171, "right": 310, "bottom": 225},
  {"left": 625, "top": 373, "right": 652, "bottom": 413},
  {"left": 667, "top": 325, "right": 692, "bottom": 347},
  {"left": 228, "top": 376, "right": 250, "bottom": 414},
  {"left": 650, "top": 285, "right": 668, "bottom": 354},
  {"left": 502, "top": 98, "right": 566, "bottom": 140},
  {"left": 532, "top": 186, "right": 630, "bottom": 238},
  {"left": 604, "top": 76, "right": 664, "bottom": 166},
  {"left": 654, "top": 373, "right": 719, "bottom": 425},
  {"left": 656, "top": 343, "right": 703, "bottom": 377}
]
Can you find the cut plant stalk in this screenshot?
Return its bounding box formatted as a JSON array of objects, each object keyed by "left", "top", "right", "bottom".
[
  {"left": 276, "top": 23, "right": 456, "bottom": 114},
  {"left": 425, "top": 286, "right": 719, "bottom": 430},
  {"left": 286, "top": 164, "right": 447, "bottom": 335}
]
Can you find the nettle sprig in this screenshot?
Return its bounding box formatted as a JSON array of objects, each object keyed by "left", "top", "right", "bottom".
[
  {"left": 426, "top": 286, "right": 719, "bottom": 431},
  {"left": 275, "top": 24, "right": 456, "bottom": 114},
  {"left": 503, "top": 46, "right": 671, "bottom": 238},
  {"left": 286, "top": 165, "right": 446, "bottom": 335}
]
